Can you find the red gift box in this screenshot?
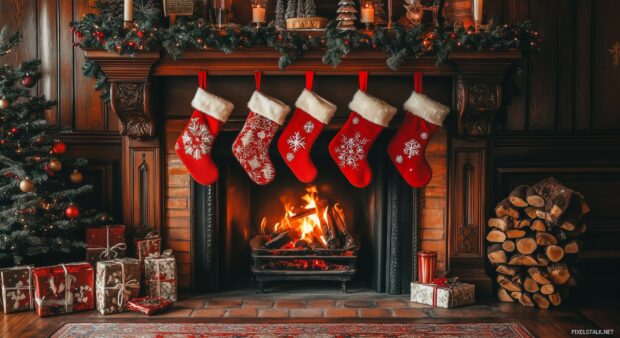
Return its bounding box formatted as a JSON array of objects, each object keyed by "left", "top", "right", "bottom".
[
  {"left": 127, "top": 296, "right": 173, "bottom": 316},
  {"left": 32, "top": 263, "right": 94, "bottom": 317},
  {"left": 134, "top": 231, "right": 161, "bottom": 263},
  {"left": 86, "top": 225, "right": 127, "bottom": 264}
]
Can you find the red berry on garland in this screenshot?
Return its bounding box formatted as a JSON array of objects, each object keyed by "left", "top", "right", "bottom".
[
  {"left": 94, "top": 31, "right": 104, "bottom": 40},
  {"left": 450, "top": 33, "right": 456, "bottom": 39},
  {"left": 0, "top": 139, "right": 6, "bottom": 145},
  {"left": 9, "top": 127, "right": 18, "bottom": 135},
  {"left": 137, "top": 31, "right": 145, "bottom": 38},
  {"left": 128, "top": 41, "right": 137, "bottom": 47},
  {"left": 21, "top": 75, "right": 37, "bottom": 88},
  {"left": 344, "top": 39, "right": 350, "bottom": 45},
  {"left": 65, "top": 203, "right": 80, "bottom": 219},
  {"left": 51, "top": 139, "right": 67, "bottom": 154}
]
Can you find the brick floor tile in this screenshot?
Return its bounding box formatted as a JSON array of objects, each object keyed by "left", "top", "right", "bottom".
[
  {"left": 392, "top": 308, "right": 429, "bottom": 318},
  {"left": 274, "top": 299, "right": 307, "bottom": 308},
  {"left": 343, "top": 300, "right": 376, "bottom": 308},
  {"left": 324, "top": 308, "right": 358, "bottom": 318},
  {"left": 243, "top": 299, "right": 274, "bottom": 308},
  {"left": 358, "top": 308, "right": 394, "bottom": 318},
  {"left": 224, "top": 308, "right": 259, "bottom": 317},
  {"left": 306, "top": 299, "right": 336, "bottom": 308},
  {"left": 175, "top": 298, "right": 206, "bottom": 309},
  {"left": 289, "top": 308, "right": 323, "bottom": 318},
  {"left": 155, "top": 308, "right": 194, "bottom": 318},
  {"left": 376, "top": 300, "right": 409, "bottom": 309},
  {"left": 205, "top": 299, "right": 243, "bottom": 308},
  {"left": 258, "top": 309, "right": 290, "bottom": 318},
  {"left": 191, "top": 309, "right": 225, "bottom": 317},
  {"left": 430, "top": 306, "right": 496, "bottom": 318}
]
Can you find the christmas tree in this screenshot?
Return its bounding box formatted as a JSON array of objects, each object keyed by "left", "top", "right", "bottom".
[
  {"left": 304, "top": 0, "right": 317, "bottom": 17},
  {"left": 336, "top": 0, "right": 358, "bottom": 30},
  {"left": 285, "top": 0, "right": 297, "bottom": 19},
  {"left": 0, "top": 27, "right": 108, "bottom": 265},
  {"left": 274, "top": 0, "right": 287, "bottom": 29}
]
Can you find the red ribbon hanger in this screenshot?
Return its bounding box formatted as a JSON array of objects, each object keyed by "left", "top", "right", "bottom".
[
  {"left": 359, "top": 71, "right": 368, "bottom": 92},
  {"left": 254, "top": 71, "right": 262, "bottom": 91},
  {"left": 414, "top": 71, "right": 423, "bottom": 93},
  {"left": 305, "top": 70, "right": 314, "bottom": 91},
  {"left": 198, "top": 70, "right": 207, "bottom": 90}
]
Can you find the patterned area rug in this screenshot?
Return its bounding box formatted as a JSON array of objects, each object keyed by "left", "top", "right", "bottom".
[{"left": 52, "top": 322, "right": 533, "bottom": 337}]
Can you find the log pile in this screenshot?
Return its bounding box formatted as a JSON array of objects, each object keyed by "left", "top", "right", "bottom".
[{"left": 487, "top": 178, "right": 587, "bottom": 309}]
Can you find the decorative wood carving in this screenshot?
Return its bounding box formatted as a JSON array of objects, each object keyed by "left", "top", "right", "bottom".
[
  {"left": 458, "top": 158, "right": 476, "bottom": 254},
  {"left": 110, "top": 82, "right": 155, "bottom": 140},
  {"left": 455, "top": 79, "right": 502, "bottom": 138}
]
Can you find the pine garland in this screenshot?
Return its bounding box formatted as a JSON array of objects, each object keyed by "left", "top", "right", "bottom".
[{"left": 70, "top": 8, "right": 542, "bottom": 101}]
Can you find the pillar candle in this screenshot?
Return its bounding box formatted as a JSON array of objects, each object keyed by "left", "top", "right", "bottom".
[
  {"left": 252, "top": 7, "right": 266, "bottom": 23},
  {"left": 361, "top": 8, "right": 375, "bottom": 23},
  {"left": 472, "top": 0, "right": 483, "bottom": 22},
  {"left": 124, "top": 0, "right": 133, "bottom": 22}
]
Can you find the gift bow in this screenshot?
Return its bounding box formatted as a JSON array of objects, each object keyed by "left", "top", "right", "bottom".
[
  {"left": 144, "top": 231, "right": 159, "bottom": 240},
  {"left": 430, "top": 277, "right": 459, "bottom": 307}
]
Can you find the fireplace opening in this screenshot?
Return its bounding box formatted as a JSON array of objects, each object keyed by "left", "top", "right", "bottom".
[
  {"left": 250, "top": 185, "right": 359, "bottom": 292},
  {"left": 193, "top": 131, "right": 418, "bottom": 294}
]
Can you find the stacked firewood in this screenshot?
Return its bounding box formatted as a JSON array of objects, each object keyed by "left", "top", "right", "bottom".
[{"left": 487, "top": 178, "right": 588, "bottom": 309}]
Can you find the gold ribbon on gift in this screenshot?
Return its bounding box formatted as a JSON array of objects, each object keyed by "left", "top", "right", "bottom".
[
  {"left": 1, "top": 266, "right": 34, "bottom": 311},
  {"left": 86, "top": 226, "right": 127, "bottom": 260}
]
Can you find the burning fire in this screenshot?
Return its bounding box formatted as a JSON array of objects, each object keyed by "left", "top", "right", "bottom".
[{"left": 261, "top": 186, "right": 330, "bottom": 248}]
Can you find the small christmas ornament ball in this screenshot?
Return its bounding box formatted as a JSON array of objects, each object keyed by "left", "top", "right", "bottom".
[
  {"left": 48, "top": 158, "right": 62, "bottom": 172},
  {"left": 51, "top": 139, "right": 67, "bottom": 154},
  {"left": 65, "top": 203, "right": 80, "bottom": 219},
  {"left": 70, "top": 169, "right": 83, "bottom": 184},
  {"left": 9, "top": 127, "right": 18, "bottom": 135},
  {"left": 21, "top": 75, "right": 37, "bottom": 88},
  {"left": 19, "top": 177, "right": 35, "bottom": 192},
  {"left": 0, "top": 97, "right": 9, "bottom": 109}
]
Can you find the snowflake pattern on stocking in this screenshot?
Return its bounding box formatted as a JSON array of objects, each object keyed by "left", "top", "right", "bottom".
[
  {"left": 334, "top": 132, "right": 369, "bottom": 169},
  {"left": 181, "top": 117, "right": 214, "bottom": 160},
  {"left": 303, "top": 121, "right": 315, "bottom": 133},
  {"left": 403, "top": 139, "right": 421, "bottom": 159},
  {"left": 286, "top": 131, "right": 306, "bottom": 153},
  {"left": 232, "top": 113, "right": 279, "bottom": 183}
]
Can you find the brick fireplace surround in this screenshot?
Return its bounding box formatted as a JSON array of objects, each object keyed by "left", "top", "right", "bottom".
[{"left": 164, "top": 121, "right": 448, "bottom": 290}]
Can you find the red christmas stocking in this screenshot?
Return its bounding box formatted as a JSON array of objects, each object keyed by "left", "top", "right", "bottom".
[
  {"left": 277, "top": 71, "right": 337, "bottom": 183},
  {"left": 232, "top": 72, "right": 291, "bottom": 185},
  {"left": 175, "top": 71, "right": 234, "bottom": 185},
  {"left": 328, "top": 71, "right": 397, "bottom": 188},
  {"left": 388, "top": 72, "right": 450, "bottom": 187}
]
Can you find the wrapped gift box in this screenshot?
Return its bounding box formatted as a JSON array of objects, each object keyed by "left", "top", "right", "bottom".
[
  {"left": 410, "top": 280, "right": 475, "bottom": 308},
  {"left": 135, "top": 231, "right": 161, "bottom": 263},
  {"left": 86, "top": 225, "right": 127, "bottom": 264},
  {"left": 96, "top": 258, "right": 141, "bottom": 315},
  {"left": 0, "top": 265, "right": 34, "bottom": 313},
  {"left": 32, "top": 263, "right": 94, "bottom": 317},
  {"left": 127, "top": 296, "right": 173, "bottom": 316},
  {"left": 144, "top": 250, "right": 177, "bottom": 302}
]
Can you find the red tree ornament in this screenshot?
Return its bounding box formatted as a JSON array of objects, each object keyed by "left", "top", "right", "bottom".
[
  {"left": 65, "top": 203, "right": 80, "bottom": 219},
  {"left": 51, "top": 139, "right": 67, "bottom": 154},
  {"left": 21, "top": 75, "right": 37, "bottom": 88}
]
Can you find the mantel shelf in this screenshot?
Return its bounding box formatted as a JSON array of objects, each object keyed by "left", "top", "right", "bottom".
[{"left": 84, "top": 49, "right": 521, "bottom": 77}]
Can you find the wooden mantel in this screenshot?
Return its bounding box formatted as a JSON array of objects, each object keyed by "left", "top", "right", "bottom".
[{"left": 85, "top": 48, "right": 521, "bottom": 295}]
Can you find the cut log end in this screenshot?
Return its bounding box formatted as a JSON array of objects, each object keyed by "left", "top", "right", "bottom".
[
  {"left": 524, "top": 277, "right": 540, "bottom": 293},
  {"left": 487, "top": 230, "right": 507, "bottom": 243},
  {"left": 498, "top": 288, "right": 514, "bottom": 302},
  {"left": 536, "top": 232, "right": 557, "bottom": 246},
  {"left": 509, "top": 185, "right": 530, "bottom": 207},
  {"left": 502, "top": 240, "right": 516, "bottom": 253},
  {"left": 526, "top": 186, "right": 545, "bottom": 207},
  {"left": 516, "top": 238, "right": 537, "bottom": 255},
  {"left": 497, "top": 275, "right": 521, "bottom": 292},
  {"left": 533, "top": 293, "right": 550, "bottom": 309},
  {"left": 564, "top": 240, "right": 580, "bottom": 254},
  {"left": 506, "top": 229, "right": 526, "bottom": 239},
  {"left": 545, "top": 245, "right": 565, "bottom": 263},
  {"left": 508, "top": 254, "right": 540, "bottom": 266},
  {"left": 495, "top": 199, "right": 520, "bottom": 219},
  {"left": 488, "top": 217, "right": 511, "bottom": 232}
]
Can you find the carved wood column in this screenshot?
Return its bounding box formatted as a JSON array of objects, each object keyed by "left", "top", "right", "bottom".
[
  {"left": 448, "top": 53, "right": 519, "bottom": 296},
  {"left": 84, "top": 51, "right": 161, "bottom": 239}
]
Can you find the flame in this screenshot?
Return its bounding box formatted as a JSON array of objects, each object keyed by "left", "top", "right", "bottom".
[{"left": 268, "top": 185, "right": 331, "bottom": 248}]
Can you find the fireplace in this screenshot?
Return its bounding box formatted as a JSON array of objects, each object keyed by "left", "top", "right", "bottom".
[{"left": 192, "top": 131, "right": 417, "bottom": 294}]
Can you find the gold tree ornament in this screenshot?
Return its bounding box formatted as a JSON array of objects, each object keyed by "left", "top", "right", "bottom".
[
  {"left": 0, "top": 97, "right": 9, "bottom": 109},
  {"left": 70, "top": 169, "right": 84, "bottom": 184},
  {"left": 19, "top": 177, "right": 35, "bottom": 192},
  {"left": 48, "top": 158, "right": 62, "bottom": 172}
]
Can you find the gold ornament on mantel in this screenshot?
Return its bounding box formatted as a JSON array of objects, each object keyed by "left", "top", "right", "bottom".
[
  {"left": 48, "top": 158, "right": 62, "bottom": 172},
  {"left": 610, "top": 42, "right": 620, "bottom": 67},
  {"left": 19, "top": 177, "right": 35, "bottom": 193},
  {"left": 70, "top": 169, "right": 84, "bottom": 184}
]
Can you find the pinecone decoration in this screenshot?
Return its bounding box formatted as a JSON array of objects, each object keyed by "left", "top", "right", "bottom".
[
  {"left": 336, "top": 0, "right": 358, "bottom": 30},
  {"left": 374, "top": 0, "right": 386, "bottom": 25}
]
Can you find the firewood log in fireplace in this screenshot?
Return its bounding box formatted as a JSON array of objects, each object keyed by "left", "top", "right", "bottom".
[{"left": 487, "top": 178, "right": 588, "bottom": 309}]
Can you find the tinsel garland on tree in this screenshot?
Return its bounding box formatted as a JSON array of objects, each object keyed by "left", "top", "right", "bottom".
[{"left": 70, "top": 2, "right": 541, "bottom": 101}]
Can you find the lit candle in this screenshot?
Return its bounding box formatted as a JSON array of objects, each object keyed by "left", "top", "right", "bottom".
[
  {"left": 361, "top": 7, "right": 375, "bottom": 23},
  {"left": 472, "top": 0, "right": 483, "bottom": 22},
  {"left": 252, "top": 6, "right": 266, "bottom": 23},
  {"left": 124, "top": 0, "right": 133, "bottom": 22}
]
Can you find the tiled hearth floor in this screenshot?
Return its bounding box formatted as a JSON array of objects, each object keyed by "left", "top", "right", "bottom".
[{"left": 2, "top": 285, "right": 619, "bottom": 337}]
